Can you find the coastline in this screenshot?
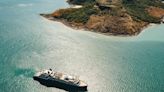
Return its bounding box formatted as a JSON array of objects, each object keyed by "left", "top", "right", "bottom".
[
  {"left": 40, "top": 0, "right": 164, "bottom": 36},
  {"left": 40, "top": 14, "right": 151, "bottom": 37}
]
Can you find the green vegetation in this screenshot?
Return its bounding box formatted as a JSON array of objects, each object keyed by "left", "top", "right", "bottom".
[
  {"left": 99, "top": 0, "right": 164, "bottom": 23},
  {"left": 123, "top": 0, "right": 163, "bottom": 23},
  {"left": 67, "top": 0, "right": 96, "bottom": 5},
  {"left": 124, "top": 4, "right": 160, "bottom": 23},
  {"left": 54, "top": 0, "right": 164, "bottom": 24},
  {"left": 123, "top": 0, "right": 162, "bottom": 23},
  {"left": 59, "top": 4, "right": 99, "bottom": 23},
  {"left": 123, "top": 0, "right": 164, "bottom": 8}
]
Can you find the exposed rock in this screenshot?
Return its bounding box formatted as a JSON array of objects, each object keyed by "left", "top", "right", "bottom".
[
  {"left": 162, "top": 16, "right": 164, "bottom": 23},
  {"left": 96, "top": 0, "right": 122, "bottom": 5},
  {"left": 86, "top": 14, "right": 147, "bottom": 35},
  {"left": 147, "top": 6, "right": 164, "bottom": 18},
  {"left": 51, "top": 9, "right": 70, "bottom": 18},
  {"left": 96, "top": 0, "right": 122, "bottom": 11}
]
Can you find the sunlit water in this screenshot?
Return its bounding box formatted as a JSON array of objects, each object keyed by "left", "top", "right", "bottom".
[{"left": 0, "top": 0, "right": 164, "bottom": 92}]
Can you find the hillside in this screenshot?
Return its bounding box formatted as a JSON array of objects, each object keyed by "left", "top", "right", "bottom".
[{"left": 41, "top": 0, "right": 164, "bottom": 36}]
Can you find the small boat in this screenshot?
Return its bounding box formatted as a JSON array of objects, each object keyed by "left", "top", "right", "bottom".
[{"left": 33, "top": 69, "right": 88, "bottom": 91}]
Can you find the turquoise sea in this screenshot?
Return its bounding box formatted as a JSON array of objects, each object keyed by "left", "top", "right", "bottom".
[{"left": 0, "top": 0, "right": 164, "bottom": 92}]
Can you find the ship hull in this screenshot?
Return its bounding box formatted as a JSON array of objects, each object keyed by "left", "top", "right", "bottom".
[{"left": 33, "top": 76, "right": 87, "bottom": 91}]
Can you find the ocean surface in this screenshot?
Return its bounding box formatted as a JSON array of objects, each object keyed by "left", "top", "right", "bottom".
[{"left": 0, "top": 0, "right": 164, "bottom": 92}]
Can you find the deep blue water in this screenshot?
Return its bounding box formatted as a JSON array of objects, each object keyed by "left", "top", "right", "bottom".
[{"left": 0, "top": 0, "right": 164, "bottom": 92}]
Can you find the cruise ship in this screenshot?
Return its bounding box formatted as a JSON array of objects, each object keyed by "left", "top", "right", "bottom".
[{"left": 33, "top": 69, "right": 88, "bottom": 91}]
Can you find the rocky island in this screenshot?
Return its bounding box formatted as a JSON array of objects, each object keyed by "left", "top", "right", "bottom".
[{"left": 41, "top": 0, "right": 164, "bottom": 36}]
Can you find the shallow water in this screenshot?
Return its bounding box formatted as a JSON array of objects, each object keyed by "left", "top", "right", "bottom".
[{"left": 0, "top": 0, "right": 164, "bottom": 92}]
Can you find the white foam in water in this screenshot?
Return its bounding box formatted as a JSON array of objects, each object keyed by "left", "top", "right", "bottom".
[{"left": 17, "top": 3, "right": 33, "bottom": 7}]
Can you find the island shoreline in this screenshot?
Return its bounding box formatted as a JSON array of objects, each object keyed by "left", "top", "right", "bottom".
[
  {"left": 40, "top": 0, "right": 164, "bottom": 37},
  {"left": 40, "top": 14, "right": 151, "bottom": 37}
]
